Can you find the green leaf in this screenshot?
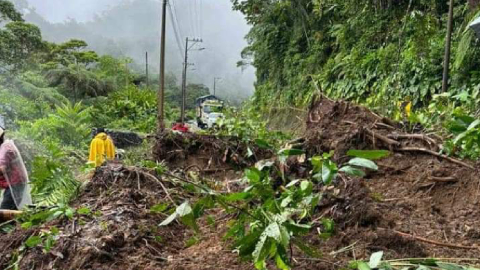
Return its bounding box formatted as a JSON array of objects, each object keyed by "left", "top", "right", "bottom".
[
  {"left": 300, "top": 180, "right": 313, "bottom": 194},
  {"left": 285, "top": 223, "right": 311, "bottom": 234},
  {"left": 357, "top": 261, "right": 371, "bottom": 270},
  {"left": 347, "top": 150, "right": 390, "bottom": 160},
  {"left": 275, "top": 253, "right": 291, "bottom": 270},
  {"left": 150, "top": 203, "right": 169, "bottom": 213},
  {"left": 321, "top": 218, "right": 335, "bottom": 233},
  {"left": 310, "top": 156, "right": 322, "bottom": 172},
  {"left": 368, "top": 251, "right": 383, "bottom": 268},
  {"left": 279, "top": 225, "right": 290, "bottom": 248},
  {"left": 348, "top": 158, "right": 378, "bottom": 170},
  {"left": 255, "top": 139, "right": 272, "bottom": 149},
  {"left": 322, "top": 161, "right": 337, "bottom": 185},
  {"left": 252, "top": 234, "right": 268, "bottom": 262},
  {"left": 25, "top": 236, "right": 42, "bottom": 248},
  {"left": 245, "top": 168, "right": 262, "bottom": 183},
  {"left": 278, "top": 148, "right": 304, "bottom": 156},
  {"left": 65, "top": 208, "right": 75, "bottom": 219},
  {"left": 339, "top": 166, "right": 366, "bottom": 177},
  {"left": 77, "top": 207, "right": 91, "bottom": 215},
  {"left": 237, "top": 230, "right": 262, "bottom": 257},
  {"left": 224, "top": 192, "right": 250, "bottom": 201},
  {"left": 21, "top": 222, "right": 33, "bottom": 230}
]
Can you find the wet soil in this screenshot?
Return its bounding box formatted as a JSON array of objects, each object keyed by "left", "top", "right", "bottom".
[{"left": 2, "top": 96, "right": 480, "bottom": 269}]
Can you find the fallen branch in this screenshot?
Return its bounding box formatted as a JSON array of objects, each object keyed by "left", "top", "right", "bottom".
[
  {"left": 429, "top": 176, "right": 458, "bottom": 183},
  {"left": 392, "top": 229, "right": 479, "bottom": 250},
  {"left": 388, "top": 133, "right": 439, "bottom": 150},
  {"left": 398, "top": 147, "right": 474, "bottom": 170},
  {"left": 364, "top": 129, "right": 400, "bottom": 147}
]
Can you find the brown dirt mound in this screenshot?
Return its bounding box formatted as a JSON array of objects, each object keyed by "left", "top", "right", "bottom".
[
  {"left": 0, "top": 164, "right": 186, "bottom": 270},
  {"left": 153, "top": 131, "right": 274, "bottom": 170},
  {"left": 293, "top": 96, "right": 480, "bottom": 268}
]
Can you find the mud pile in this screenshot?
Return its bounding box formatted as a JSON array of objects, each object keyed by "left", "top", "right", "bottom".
[
  {"left": 2, "top": 96, "right": 480, "bottom": 269},
  {"left": 0, "top": 165, "right": 186, "bottom": 270},
  {"left": 296, "top": 96, "right": 480, "bottom": 268},
  {"left": 153, "top": 132, "right": 274, "bottom": 170}
]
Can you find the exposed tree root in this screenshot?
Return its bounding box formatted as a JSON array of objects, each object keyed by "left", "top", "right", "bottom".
[
  {"left": 390, "top": 229, "right": 480, "bottom": 250},
  {"left": 398, "top": 147, "right": 474, "bottom": 170}
]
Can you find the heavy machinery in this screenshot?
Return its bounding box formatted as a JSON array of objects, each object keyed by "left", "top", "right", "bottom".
[{"left": 195, "top": 95, "right": 224, "bottom": 129}]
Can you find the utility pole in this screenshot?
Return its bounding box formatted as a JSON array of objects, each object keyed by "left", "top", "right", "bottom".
[
  {"left": 442, "top": 0, "right": 454, "bottom": 93},
  {"left": 213, "top": 77, "right": 221, "bottom": 96},
  {"left": 145, "top": 51, "right": 149, "bottom": 88},
  {"left": 180, "top": 37, "right": 203, "bottom": 124},
  {"left": 158, "top": 0, "right": 167, "bottom": 132}
]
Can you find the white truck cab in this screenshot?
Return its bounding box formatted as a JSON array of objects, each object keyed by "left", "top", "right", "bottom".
[{"left": 196, "top": 95, "right": 224, "bottom": 129}]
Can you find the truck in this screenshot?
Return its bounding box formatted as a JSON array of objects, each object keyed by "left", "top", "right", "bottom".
[{"left": 195, "top": 95, "right": 224, "bottom": 129}]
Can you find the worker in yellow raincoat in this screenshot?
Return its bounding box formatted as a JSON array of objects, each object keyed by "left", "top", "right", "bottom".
[{"left": 88, "top": 128, "right": 115, "bottom": 167}]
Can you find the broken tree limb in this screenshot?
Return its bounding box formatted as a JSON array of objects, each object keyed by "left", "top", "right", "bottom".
[
  {"left": 364, "top": 129, "right": 401, "bottom": 147},
  {"left": 392, "top": 229, "right": 479, "bottom": 250},
  {"left": 429, "top": 176, "right": 458, "bottom": 183},
  {"left": 398, "top": 147, "right": 474, "bottom": 170},
  {"left": 388, "top": 133, "right": 438, "bottom": 146}
]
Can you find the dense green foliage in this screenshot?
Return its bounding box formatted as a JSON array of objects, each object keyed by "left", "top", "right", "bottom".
[
  {"left": 0, "top": 2, "right": 211, "bottom": 205},
  {"left": 234, "top": 1, "right": 480, "bottom": 114}
]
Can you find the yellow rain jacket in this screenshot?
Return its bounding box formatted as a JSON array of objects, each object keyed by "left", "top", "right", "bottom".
[{"left": 88, "top": 133, "right": 116, "bottom": 167}]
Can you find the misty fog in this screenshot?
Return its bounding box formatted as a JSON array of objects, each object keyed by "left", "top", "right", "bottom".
[{"left": 14, "top": 0, "right": 255, "bottom": 103}]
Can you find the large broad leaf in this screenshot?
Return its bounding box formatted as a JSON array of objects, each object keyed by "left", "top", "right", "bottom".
[
  {"left": 348, "top": 158, "right": 378, "bottom": 170},
  {"left": 368, "top": 251, "right": 384, "bottom": 268},
  {"left": 347, "top": 150, "right": 390, "bottom": 160},
  {"left": 339, "top": 166, "right": 366, "bottom": 177}
]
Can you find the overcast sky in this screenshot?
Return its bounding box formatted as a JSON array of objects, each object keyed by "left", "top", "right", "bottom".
[{"left": 19, "top": 0, "right": 255, "bottom": 101}]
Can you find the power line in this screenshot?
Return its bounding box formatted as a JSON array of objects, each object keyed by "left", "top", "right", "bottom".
[
  {"left": 168, "top": 1, "right": 184, "bottom": 60},
  {"left": 187, "top": 0, "right": 196, "bottom": 37}
]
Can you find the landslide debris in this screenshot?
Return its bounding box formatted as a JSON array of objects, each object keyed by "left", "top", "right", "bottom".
[{"left": 2, "top": 96, "right": 480, "bottom": 269}]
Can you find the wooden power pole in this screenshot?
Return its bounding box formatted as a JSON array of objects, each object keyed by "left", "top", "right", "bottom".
[
  {"left": 158, "top": 0, "right": 167, "bottom": 132},
  {"left": 442, "top": 0, "right": 454, "bottom": 93},
  {"left": 146, "top": 51, "right": 149, "bottom": 88}
]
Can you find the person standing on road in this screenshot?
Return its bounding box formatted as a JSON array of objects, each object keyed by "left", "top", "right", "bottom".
[{"left": 0, "top": 127, "right": 31, "bottom": 210}]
